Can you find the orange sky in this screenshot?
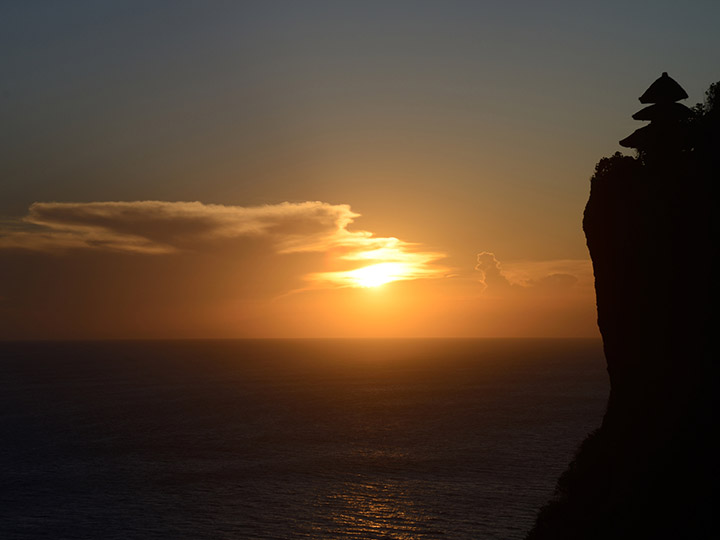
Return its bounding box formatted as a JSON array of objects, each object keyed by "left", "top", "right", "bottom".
[
  {"left": 2, "top": 1, "right": 717, "bottom": 339},
  {"left": 0, "top": 200, "right": 597, "bottom": 339}
]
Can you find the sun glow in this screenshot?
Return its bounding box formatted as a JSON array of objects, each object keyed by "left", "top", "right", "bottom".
[
  {"left": 308, "top": 250, "right": 447, "bottom": 289},
  {"left": 347, "top": 262, "right": 408, "bottom": 288},
  {"left": 299, "top": 230, "right": 447, "bottom": 290}
]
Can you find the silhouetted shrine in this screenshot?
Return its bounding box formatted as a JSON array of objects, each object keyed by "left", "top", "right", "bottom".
[{"left": 619, "top": 72, "right": 691, "bottom": 151}]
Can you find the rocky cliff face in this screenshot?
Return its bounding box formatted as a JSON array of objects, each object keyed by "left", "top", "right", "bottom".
[{"left": 526, "top": 79, "right": 718, "bottom": 539}]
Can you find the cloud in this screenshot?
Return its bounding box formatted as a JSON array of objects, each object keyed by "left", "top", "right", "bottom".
[
  {"left": 0, "top": 200, "right": 447, "bottom": 288},
  {"left": 0, "top": 200, "right": 361, "bottom": 254},
  {"left": 526, "top": 272, "right": 579, "bottom": 290},
  {"left": 475, "top": 251, "right": 512, "bottom": 290},
  {"left": 475, "top": 251, "right": 590, "bottom": 294}
]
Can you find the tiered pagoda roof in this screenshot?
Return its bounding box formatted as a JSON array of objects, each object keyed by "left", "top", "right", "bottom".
[
  {"left": 619, "top": 72, "right": 691, "bottom": 150},
  {"left": 639, "top": 72, "right": 688, "bottom": 103}
]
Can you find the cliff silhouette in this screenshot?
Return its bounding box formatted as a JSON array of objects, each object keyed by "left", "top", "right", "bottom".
[{"left": 526, "top": 75, "right": 719, "bottom": 539}]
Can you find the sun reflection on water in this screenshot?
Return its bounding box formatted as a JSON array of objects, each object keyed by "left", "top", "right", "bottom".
[{"left": 311, "top": 480, "right": 427, "bottom": 539}]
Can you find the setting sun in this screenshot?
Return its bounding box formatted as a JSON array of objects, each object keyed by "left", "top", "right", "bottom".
[{"left": 347, "top": 262, "right": 407, "bottom": 287}]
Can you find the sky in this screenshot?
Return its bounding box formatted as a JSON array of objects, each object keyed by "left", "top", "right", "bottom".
[{"left": 1, "top": 0, "right": 719, "bottom": 339}]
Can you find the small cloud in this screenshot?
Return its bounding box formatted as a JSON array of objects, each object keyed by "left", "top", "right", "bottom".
[
  {"left": 475, "top": 251, "right": 590, "bottom": 294},
  {"left": 475, "top": 251, "right": 512, "bottom": 290}
]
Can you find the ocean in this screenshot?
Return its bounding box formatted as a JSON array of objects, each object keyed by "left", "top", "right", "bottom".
[{"left": 0, "top": 339, "right": 608, "bottom": 539}]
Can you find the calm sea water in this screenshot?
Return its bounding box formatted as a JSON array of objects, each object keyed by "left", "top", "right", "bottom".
[{"left": 0, "top": 339, "right": 608, "bottom": 540}]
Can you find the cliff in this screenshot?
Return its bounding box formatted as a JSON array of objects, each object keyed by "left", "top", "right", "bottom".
[{"left": 526, "top": 78, "right": 719, "bottom": 539}]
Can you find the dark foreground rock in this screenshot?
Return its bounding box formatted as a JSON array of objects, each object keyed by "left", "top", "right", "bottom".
[{"left": 526, "top": 77, "right": 718, "bottom": 539}]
